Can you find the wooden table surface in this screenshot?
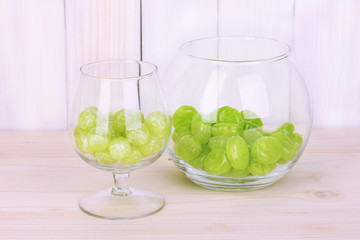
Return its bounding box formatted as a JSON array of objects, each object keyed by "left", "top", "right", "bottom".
[{"left": 0, "top": 129, "right": 359, "bottom": 239}]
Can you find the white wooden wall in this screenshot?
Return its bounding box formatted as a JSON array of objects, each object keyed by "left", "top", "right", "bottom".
[{"left": 0, "top": 0, "right": 359, "bottom": 130}]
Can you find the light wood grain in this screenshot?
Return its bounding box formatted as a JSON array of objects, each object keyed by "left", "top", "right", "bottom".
[
  {"left": 218, "top": 0, "right": 294, "bottom": 45},
  {"left": 64, "top": 0, "right": 141, "bottom": 116},
  {"left": 0, "top": 129, "right": 359, "bottom": 239},
  {"left": 142, "top": 0, "right": 218, "bottom": 77},
  {"left": 1, "top": 1, "right": 360, "bottom": 129},
  {"left": 294, "top": 0, "right": 360, "bottom": 128},
  {"left": 0, "top": 0, "right": 67, "bottom": 130}
]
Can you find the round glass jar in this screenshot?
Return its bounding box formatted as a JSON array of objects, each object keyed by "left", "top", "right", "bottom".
[{"left": 163, "top": 36, "right": 312, "bottom": 191}]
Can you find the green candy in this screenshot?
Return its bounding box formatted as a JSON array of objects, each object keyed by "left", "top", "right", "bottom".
[
  {"left": 189, "top": 144, "right": 210, "bottom": 169},
  {"left": 248, "top": 161, "right": 276, "bottom": 176},
  {"left": 95, "top": 120, "right": 122, "bottom": 139},
  {"left": 291, "top": 132, "right": 303, "bottom": 152},
  {"left": 172, "top": 120, "right": 192, "bottom": 142},
  {"left": 109, "top": 137, "right": 132, "bottom": 161},
  {"left": 191, "top": 114, "right": 211, "bottom": 144},
  {"left": 226, "top": 136, "right": 249, "bottom": 170},
  {"left": 73, "top": 125, "right": 82, "bottom": 137},
  {"left": 174, "top": 134, "right": 202, "bottom": 162},
  {"left": 94, "top": 152, "right": 117, "bottom": 165},
  {"left": 274, "top": 122, "right": 295, "bottom": 136},
  {"left": 272, "top": 132, "right": 297, "bottom": 164},
  {"left": 144, "top": 111, "right": 170, "bottom": 140},
  {"left": 170, "top": 105, "right": 302, "bottom": 177},
  {"left": 113, "top": 109, "right": 144, "bottom": 135},
  {"left": 201, "top": 109, "right": 218, "bottom": 124},
  {"left": 107, "top": 112, "right": 115, "bottom": 121},
  {"left": 75, "top": 131, "right": 90, "bottom": 154},
  {"left": 208, "top": 136, "right": 229, "bottom": 150},
  {"left": 138, "top": 137, "right": 163, "bottom": 157},
  {"left": 78, "top": 106, "right": 98, "bottom": 131},
  {"left": 251, "top": 137, "right": 283, "bottom": 164},
  {"left": 204, "top": 150, "right": 231, "bottom": 175},
  {"left": 172, "top": 130, "right": 192, "bottom": 143},
  {"left": 174, "top": 119, "right": 192, "bottom": 129},
  {"left": 109, "top": 120, "right": 124, "bottom": 138},
  {"left": 125, "top": 109, "right": 145, "bottom": 123},
  {"left": 211, "top": 123, "right": 243, "bottom": 137},
  {"left": 222, "top": 168, "right": 249, "bottom": 177},
  {"left": 217, "top": 106, "right": 243, "bottom": 125},
  {"left": 87, "top": 128, "right": 110, "bottom": 154},
  {"left": 262, "top": 130, "right": 273, "bottom": 136},
  {"left": 242, "top": 128, "right": 263, "bottom": 147},
  {"left": 121, "top": 147, "right": 144, "bottom": 165},
  {"left": 277, "top": 158, "right": 290, "bottom": 165},
  {"left": 172, "top": 105, "right": 198, "bottom": 128},
  {"left": 240, "top": 110, "right": 263, "bottom": 129},
  {"left": 95, "top": 111, "right": 108, "bottom": 123},
  {"left": 112, "top": 110, "right": 126, "bottom": 134},
  {"left": 126, "top": 123, "right": 150, "bottom": 146}
]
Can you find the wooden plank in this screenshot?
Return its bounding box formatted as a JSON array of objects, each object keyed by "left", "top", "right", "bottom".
[
  {"left": 64, "top": 0, "right": 141, "bottom": 117},
  {"left": 218, "top": 0, "right": 295, "bottom": 45},
  {"left": 0, "top": 129, "right": 359, "bottom": 239},
  {"left": 142, "top": 0, "right": 218, "bottom": 77},
  {"left": 294, "top": 0, "right": 360, "bottom": 128},
  {"left": 0, "top": 0, "right": 67, "bottom": 130},
  {"left": 1, "top": 0, "right": 359, "bottom": 131}
]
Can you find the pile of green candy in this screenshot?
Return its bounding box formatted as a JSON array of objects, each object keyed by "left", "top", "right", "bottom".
[
  {"left": 74, "top": 106, "right": 170, "bottom": 166},
  {"left": 172, "top": 106, "right": 303, "bottom": 177}
]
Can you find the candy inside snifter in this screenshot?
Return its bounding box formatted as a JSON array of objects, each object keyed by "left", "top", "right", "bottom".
[
  {"left": 73, "top": 106, "right": 170, "bottom": 166},
  {"left": 172, "top": 105, "right": 303, "bottom": 177}
]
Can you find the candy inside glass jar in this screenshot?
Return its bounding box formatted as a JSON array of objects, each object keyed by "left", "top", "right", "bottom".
[
  {"left": 172, "top": 105, "right": 303, "bottom": 177},
  {"left": 73, "top": 106, "right": 170, "bottom": 169},
  {"left": 69, "top": 60, "right": 172, "bottom": 219},
  {"left": 164, "top": 36, "right": 312, "bottom": 191}
]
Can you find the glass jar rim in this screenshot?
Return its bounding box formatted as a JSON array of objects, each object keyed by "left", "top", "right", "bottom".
[
  {"left": 179, "top": 36, "right": 292, "bottom": 63},
  {"left": 80, "top": 59, "right": 158, "bottom": 80}
]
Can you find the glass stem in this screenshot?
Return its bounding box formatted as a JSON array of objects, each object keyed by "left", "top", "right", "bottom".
[{"left": 111, "top": 172, "right": 131, "bottom": 196}]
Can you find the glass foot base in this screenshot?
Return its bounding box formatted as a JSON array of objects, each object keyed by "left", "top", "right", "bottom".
[{"left": 79, "top": 187, "right": 165, "bottom": 220}]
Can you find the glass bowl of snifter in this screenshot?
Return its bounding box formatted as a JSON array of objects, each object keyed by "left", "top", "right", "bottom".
[
  {"left": 69, "top": 60, "right": 171, "bottom": 219},
  {"left": 163, "top": 36, "right": 312, "bottom": 191}
]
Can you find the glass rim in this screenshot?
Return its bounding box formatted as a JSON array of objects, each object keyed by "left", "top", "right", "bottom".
[
  {"left": 179, "top": 36, "right": 292, "bottom": 63},
  {"left": 80, "top": 59, "right": 158, "bottom": 80}
]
